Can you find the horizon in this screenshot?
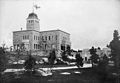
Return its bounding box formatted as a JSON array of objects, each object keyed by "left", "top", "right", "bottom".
[{"left": 0, "top": 0, "right": 120, "bottom": 50}]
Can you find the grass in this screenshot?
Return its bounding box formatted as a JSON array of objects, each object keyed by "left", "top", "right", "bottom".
[
  {"left": 2, "top": 63, "right": 120, "bottom": 83},
  {"left": 1, "top": 67, "right": 118, "bottom": 83}
]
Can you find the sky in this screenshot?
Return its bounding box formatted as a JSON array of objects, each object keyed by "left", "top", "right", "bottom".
[{"left": 0, "top": 0, "right": 120, "bottom": 50}]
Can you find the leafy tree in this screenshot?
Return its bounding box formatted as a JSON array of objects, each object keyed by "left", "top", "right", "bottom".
[{"left": 109, "top": 30, "right": 120, "bottom": 68}]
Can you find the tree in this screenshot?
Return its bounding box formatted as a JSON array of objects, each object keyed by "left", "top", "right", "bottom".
[
  {"left": 61, "top": 51, "right": 68, "bottom": 61},
  {"left": 0, "top": 46, "right": 8, "bottom": 74},
  {"left": 89, "top": 46, "right": 96, "bottom": 55},
  {"left": 15, "top": 43, "right": 25, "bottom": 64},
  {"left": 109, "top": 30, "right": 120, "bottom": 68},
  {"left": 66, "top": 45, "right": 71, "bottom": 55},
  {"left": 20, "top": 43, "right": 25, "bottom": 52},
  {"left": 24, "top": 55, "right": 36, "bottom": 73},
  {"left": 48, "top": 50, "right": 56, "bottom": 65},
  {"left": 89, "top": 47, "right": 99, "bottom": 67},
  {"left": 48, "top": 50, "right": 56, "bottom": 72},
  {"left": 75, "top": 52, "right": 83, "bottom": 68},
  {"left": 39, "top": 38, "right": 49, "bottom": 51}
]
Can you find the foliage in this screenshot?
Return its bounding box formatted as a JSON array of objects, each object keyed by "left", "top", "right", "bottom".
[
  {"left": 109, "top": 30, "right": 120, "bottom": 68},
  {"left": 24, "top": 55, "right": 36, "bottom": 71},
  {"left": 75, "top": 52, "right": 83, "bottom": 68},
  {"left": 89, "top": 47, "right": 96, "bottom": 55},
  {"left": 0, "top": 47, "right": 8, "bottom": 73},
  {"left": 61, "top": 51, "right": 68, "bottom": 61},
  {"left": 15, "top": 43, "right": 26, "bottom": 63},
  {"left": 48, "top": 50, "right": 56, "bottom": 65},
  {"left": 89, "top": 47, "right": 99, "bottom": 65},
  {"left": 66, "top": 45, "right": 71, "bottom": 55}
]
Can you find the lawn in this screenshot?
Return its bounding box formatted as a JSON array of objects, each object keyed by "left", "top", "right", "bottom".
[{"left": 1, "top": 67, "right": 118, "bottom": 83}]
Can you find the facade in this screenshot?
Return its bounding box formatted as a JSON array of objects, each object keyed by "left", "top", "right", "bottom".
[
  {"left": 81, "top": 49, "right": 91, "bottom": 61},
  {"left": 13, "top": 12, "right": 71, "bottom": 56}
]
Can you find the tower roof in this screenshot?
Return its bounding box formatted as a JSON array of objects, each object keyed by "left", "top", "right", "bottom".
[{"left": 27, "top": 12, "right": 38, "bottom": 19}]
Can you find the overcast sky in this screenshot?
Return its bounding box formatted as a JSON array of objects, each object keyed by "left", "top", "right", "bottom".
[{"left": 0, "top": 0, "right": 120, "bottom": 50}]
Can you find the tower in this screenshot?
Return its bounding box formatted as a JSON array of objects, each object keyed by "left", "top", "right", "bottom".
[{"left": 26, "top": 12, "right": 40, "bottom": 31}]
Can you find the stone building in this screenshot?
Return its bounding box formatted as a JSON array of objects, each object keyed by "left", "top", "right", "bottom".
[{"left": 13, "top": 12, "right": 71, "bottom": 56}]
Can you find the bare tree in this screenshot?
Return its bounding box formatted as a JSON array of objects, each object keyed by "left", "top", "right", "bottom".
[{"left": 15, "top": 43, "right": 25, "bottom": 64}]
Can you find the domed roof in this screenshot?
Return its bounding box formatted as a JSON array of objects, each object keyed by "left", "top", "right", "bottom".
[{"left": 27, "top": 12, "right": 38, "bottom": 19}]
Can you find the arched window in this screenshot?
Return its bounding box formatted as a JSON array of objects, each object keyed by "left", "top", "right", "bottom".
[{"left": 49, "top": 36, "right": 50, "bottom": 40}]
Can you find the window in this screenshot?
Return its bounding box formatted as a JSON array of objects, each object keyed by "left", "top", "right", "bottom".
[
  {"left": 56, "top": 35, "right": 57, "bottom": 40},
  {"left": 45, "top": 44, "right": 47, "bottom": 50},
  {"left": 35, "top": 20, "right": 38, "bottom": 23},
  {"left": 38, "top": 45, "right": 39, "bottom": 49},
  {"left": 27, "top": 35, "right": 29, "bottom": 39},
  {"left": 28, "top": 20, "right": 30, "bottom": 23},
  {"left": 31, "top": 20, "right": 34, "bottom": 23},
  {"left": 49, "top": 36, "right": 50, "bottom": 40},
  {"left": 42, "top": 36, "right": 44, "bottom": 41},
  {"left": 45, "top": 36, "right": 47, "bottom": 41},
  {"left": 52, "top": 36, "right": 53, "bottom": 40},
  {"left": 25, "top": 35, "right": 26, "bottom": 39},
  {"left": 37, "top": 36, "right": 38, "bottom": 40},
  {"left": 34, "top": 35, "right": 35, "bottom": 40},
  {"left": 35, "top": 36, "right": 37, "bottom": 40},
  {"left": 34, "top": 44, "right": 35, "bottom": 49},
  {"left": 36, "top": 44, "right": 37, "bottom": 49},
  {"left": 23, "top": 36, "right": 24, "bottom": 39}
]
